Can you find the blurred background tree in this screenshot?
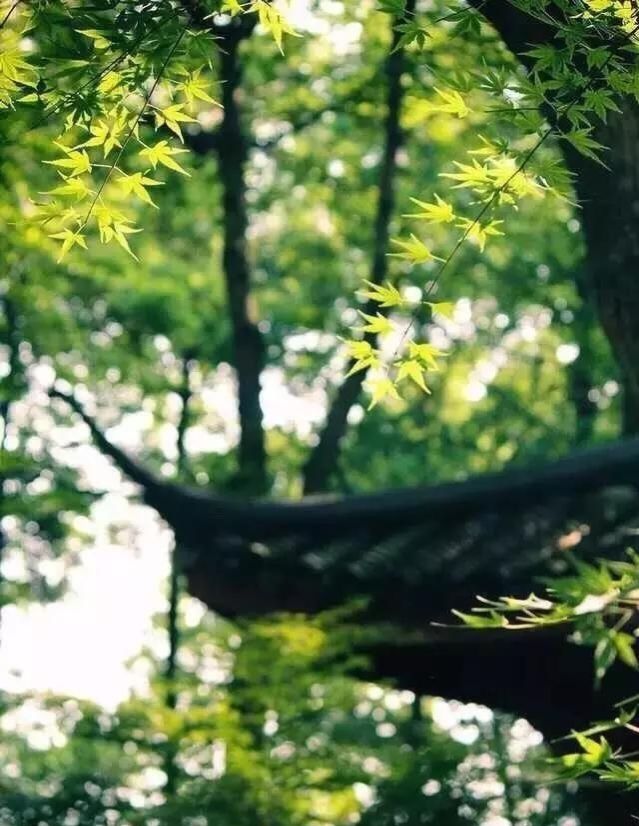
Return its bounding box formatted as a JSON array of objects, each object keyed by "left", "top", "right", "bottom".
[{"left": 2, "top": 0, "right": 638, "bottom": 824}]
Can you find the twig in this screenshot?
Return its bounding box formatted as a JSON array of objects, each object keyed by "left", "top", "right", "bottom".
[
  {"left": 78, "top": 23, "right": 188, "bottom": 232},
  {"left": 0, "top": 0, "right": 20, "bottom": 31}
]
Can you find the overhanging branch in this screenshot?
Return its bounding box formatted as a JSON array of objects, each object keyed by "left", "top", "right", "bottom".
[{"left": 49, "top": 388, "right": 162, "bottom": 494}]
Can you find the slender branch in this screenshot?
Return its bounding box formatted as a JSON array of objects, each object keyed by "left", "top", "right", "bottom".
[
  {"left": 184, "top": 77, "right": 376, "bottom": 158},
  {"left": 79, "top": 24, "right": 188, "bottom": 232},
  {"left": 0, "top": 291, "right": 21, "bottom": 649},
  {"left": 49, "top": 388, "right": 160, "bottom": 492},
  {"left": 376, "top": 5, "right": 634, "bottom": 369},
  {"left": 0, "top": 294, "right": 20, "bottom": 453},
  {"left": 468, "top": 2, "right": 639, "bottom": 436},
  {"left": 0, "top": 0, "right": 20, "bottom": 31},
  {"left": 302, "top": 0, "right": 415, "bottom": 494},
  {"left": 28, "top": 11, "right": 174, "bottom": 135},
  {"left": 163, "top": 354, "right": 193, "bottom": 796}
]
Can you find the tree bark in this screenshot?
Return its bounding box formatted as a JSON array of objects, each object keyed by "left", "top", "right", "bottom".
[
  {"left": 216, "top": 22, "right": 267, "bottom": 494},
  {"left": 568, "top": 280, "right": 599, "bottom": 445},
  {"left": 163, "top": 355, "right": 192, "bottom": 796},
  {"left": 459, "top": 5, "right": 639, "bottom": 819},
  {"left": 302, "top": 1, "right": 415, "bottom": 494},
  {"left": 471, "top": 1, "right": 639, "bottom": 435},
  {"left": 565, "top": 106, "right": 639, "bottom": 434}
]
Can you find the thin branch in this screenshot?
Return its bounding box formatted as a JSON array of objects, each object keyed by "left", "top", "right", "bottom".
[
  {"left": 79, "top": 24, "right": 189, "bottom": 233},
  {"left": 27, "top": 11, "right": 174, "bottom": 135},
  {"left": 49, "top": 388, "right": 160, "bottom": 492},
  {"left": 302, "top": 0, "right": 416, "bottom": 494},
  {"left": 163, "top": 354, "right": 193, "bottom": 796},
  {"left": 390, "top": 12, "right": 637, "bottom": 359},
  {"left": 0, "top": 0, "right": 20, "bottom": 31}
]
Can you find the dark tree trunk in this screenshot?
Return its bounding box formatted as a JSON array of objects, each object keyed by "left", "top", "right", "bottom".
[
  {"left": 471, "top": 1, "right": 639, "bottom": 435},
  {"left": 565, "top": 105, "right": 639, "bottom": 434},
  {"left": 568, "top": 283, "right": 599, "bottom": 445},
  {"left": 465, "top": 5, "right": 639, "bottom": 820},
  {"left": 0, "top": 292, "right": 23, "bottom": 648},
  {"left": 216, "top": 25, "right": 267, "bottom": 493}
]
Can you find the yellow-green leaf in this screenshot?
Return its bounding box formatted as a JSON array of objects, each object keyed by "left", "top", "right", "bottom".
[
  {"left": 389, "top": 234, "right": 441, "bottom": 264},
  {"left": 155, "top": 104, "right": 198, "bottom": 142},
  {"left": 139, "top": 140, "right": 190, "bottom": 175},
  {"left": 396, "top": 359, "right": 431, "bottom": 393},
  {"left": 359, "top": 280, "right": 404, "bottom": 308},
  {"left": 49, "top": 228, "right": 88, "bottom": 262},
  {"left": 426, "top": 301, "right": 455, "bottom": 320},
  {"left": 356, "top": 311, "right": 395, "bottom": 336},
  {"left": 117, "top": 172, "right": 162, "bottom": 206},
  {"left": 404, "top": 194, "right": 455, "bottom": 224},
  {"left": 366, "top": 377, "right": 401, "bottom": 409},
  {"left": 45, "top": 148, "right": 92, "bottom": 177},
  {"left": 408, "top": 341, "right": 447, "bottom": 370}
]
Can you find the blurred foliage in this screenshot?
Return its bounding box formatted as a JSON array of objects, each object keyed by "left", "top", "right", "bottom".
[
  {"left": 1, "top": 0, "right": 636, "bottom": 823},
  {"left": 0, "top": 602, "right": 579, "bottom": 826},
  {"left": 459, "top": 550, "right": 639, "bottom": 795}
]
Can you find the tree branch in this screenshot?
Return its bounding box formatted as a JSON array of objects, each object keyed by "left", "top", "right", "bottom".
[
  {"left": 163, "top": 355, "right": 193, "bottom": 795},
  {"left": 467, "top": 0, "right": 553, "bottom": 60},
  {"left": 49, "top": 388, "right": 162, "bottom": 493},
  {"left": 185, "top": 79, "right": 376, "bottom": 158},
  {"left": 469, "top": 2, "right": 639, "bottom": 436},
  {"left": 302, "top": 1, "right": 415, "bottom": 494}
]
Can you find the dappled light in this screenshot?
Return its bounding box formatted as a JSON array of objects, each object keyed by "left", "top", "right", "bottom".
[{"left": 2, "top": 0, "right": 639, "bottom": 824}]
